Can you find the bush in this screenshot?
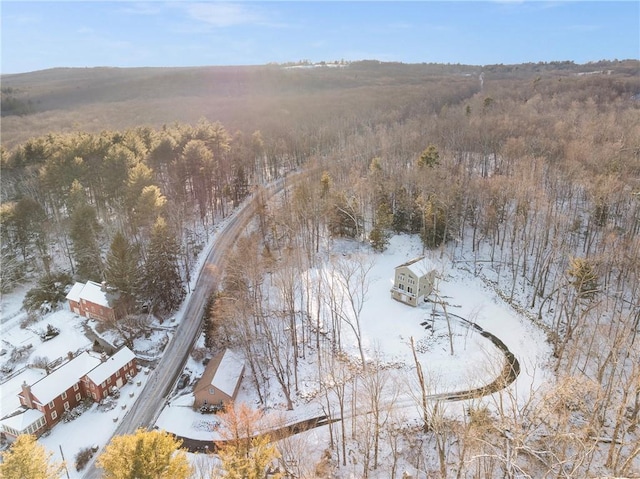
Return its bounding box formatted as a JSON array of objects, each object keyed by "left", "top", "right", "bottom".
[
  {"left": 23, "top": 272, "right": 72, "bottom": 313},
  {"left": 30, "top": 355, "right": 50, "bottom": 370},
  {"left": 75, "top": 446, "right": 95, "bottom": 471},
  {"left": 19, "top": 310, "right": 39, "bottom": 329}
]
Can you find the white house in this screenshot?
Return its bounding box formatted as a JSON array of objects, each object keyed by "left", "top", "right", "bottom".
[{"left": 390, "top": 257, "right": 436, "bottom": 307}]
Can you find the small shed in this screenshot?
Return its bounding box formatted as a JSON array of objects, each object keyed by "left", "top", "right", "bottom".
[
  {"left": 390, "top": 257, "right": 436, "bottom": 307},
  {"left": 193, "top": 350, "right": 245, "bottom": 410}
]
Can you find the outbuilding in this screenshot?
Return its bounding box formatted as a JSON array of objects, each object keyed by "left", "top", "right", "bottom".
[{"left": 193, "top": 349, "right": 244, "bottom": 411}]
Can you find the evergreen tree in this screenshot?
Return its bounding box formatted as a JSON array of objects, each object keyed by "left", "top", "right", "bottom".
[
  {"left": 369, "top": 202, "right": 393, "bottom": 252},
  {"left": 0, "top": 434, "right": 65, "bottom": 479},
  {"left": 104, "top": 231, "right": 140, "bottom": 314},
  {"left": 141, "top": 217, "right": 185, "bottom": 314},
  {"left": 417, "top": 144, "right": 440, "bottom": 168},
  {"left": 418, "top": 194, "right": 449, "bottom": 249},
  {"left": 97, "top": 428, "right": 191, "bottom": 479},
  {"left": 69, "top": 185, "right": 103, "bottom": 281},
  {"left": 567, "top": 257, "right": 599, "bottom": 299}
]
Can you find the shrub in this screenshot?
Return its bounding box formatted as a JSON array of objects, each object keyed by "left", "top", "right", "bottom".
[
  {"left": 74, "top": 446, "right": 95, "bottom": 471},
  {"left": 23, "top": 272, "right": 72, "bottom": 313}
]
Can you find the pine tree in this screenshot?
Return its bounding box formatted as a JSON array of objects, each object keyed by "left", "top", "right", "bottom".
[
  {"left": 104, "top": 231, "right": 140, "bottom": 314},
  {"left": 96, "top": 428, "right": 191, "bottom": 479},
  {"left": 417, "top": 144, "right": 440, "bottom": 168},
  {"left": 417, "top": 194, "right": 449, "bottom": 249},
  {"left": 567, "top": 257, "right": 598, "bottom": 299},
  {"left": 69, "top": 187, "right": 103, "bottom": 282},
  {"left": 141, "top": 217, "right": 185, "bottom": 314},
  {"left": 0, "top": 434, "right": 65, "bottom": 479},
  {"left": 369, "top": 202, "right": 393, "bottom": 252}
]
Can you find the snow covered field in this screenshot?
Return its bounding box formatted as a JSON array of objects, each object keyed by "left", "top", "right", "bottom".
[{"left": 0, "top": 234, "right": 551, "bottom": 477}]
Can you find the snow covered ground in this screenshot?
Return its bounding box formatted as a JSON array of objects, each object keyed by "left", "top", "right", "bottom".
[
  {"left": 0, "top": 233, "right": 552, "bottom": 477},
  {"left": 157, "top": 234, "right": 552, "bottom": 470}
]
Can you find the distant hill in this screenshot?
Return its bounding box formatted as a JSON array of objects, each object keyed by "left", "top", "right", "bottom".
[{"left": 1, "top": 60, "right": 637, "bottom": 149}]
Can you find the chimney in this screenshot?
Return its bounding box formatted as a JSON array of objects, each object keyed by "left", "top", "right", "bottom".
[
  {"left": 20, "top": 381, "right": 33, "bottom": 409},
  {"left": 101, "top": 281, "right": 107, "bottom": 292}
]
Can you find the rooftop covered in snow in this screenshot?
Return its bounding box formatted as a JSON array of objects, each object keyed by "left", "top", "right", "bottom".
[
  {"left": 397, "top": 256, "right": 433, "bottom": 278},
  {"left": 25, "top": 352, "right": 102, "bottom": 406},
  {"left": 85, "top": 347, "right": 136, "bottom": 386},
  {"left": 65, "top": 281, "right": 115, "bottom": 308},
  {"left": 211, "top": 350, "right": 244, "bottom": 397}
]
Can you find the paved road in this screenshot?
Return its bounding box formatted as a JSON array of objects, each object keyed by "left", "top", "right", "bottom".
[{"left": 82, "top": 179, "right": 289, "bottom": 479}]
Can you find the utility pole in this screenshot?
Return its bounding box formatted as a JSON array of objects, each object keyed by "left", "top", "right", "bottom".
[{"left": 59, "top": 444, "right": 71, "bottom": 479}]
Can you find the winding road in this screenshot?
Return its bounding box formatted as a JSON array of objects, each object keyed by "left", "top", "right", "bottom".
[{"left": 82, "top": 177, "right": 291, "bottom": 479}]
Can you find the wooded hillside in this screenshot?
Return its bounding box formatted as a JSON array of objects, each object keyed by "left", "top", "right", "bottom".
[{"left": 1, "top": 59, "right": 639, "bottom": 477}]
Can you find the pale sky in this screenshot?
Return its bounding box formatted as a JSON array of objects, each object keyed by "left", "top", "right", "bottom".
[{"left": 1, "top": 1, "right": 638, "bottom": 74}]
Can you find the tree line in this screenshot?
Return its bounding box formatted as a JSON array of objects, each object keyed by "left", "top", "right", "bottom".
[{"left": 1, "top": 119, "right": 292, "bottom": 317}]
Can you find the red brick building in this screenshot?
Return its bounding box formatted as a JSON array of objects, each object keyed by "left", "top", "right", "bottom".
[
  {"left": 1, "top": 347, "right": 137, "bottom": 441},
  {"left": 66, "top": 281, "right": 119, "bottom": 321},
  {"left": 83, "top": 347, "right": 137, "bottom": 402}
]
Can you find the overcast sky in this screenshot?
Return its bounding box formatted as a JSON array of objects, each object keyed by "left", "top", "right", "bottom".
[{"left": 1, "top": 1, "right": 638, "bottom": 74}]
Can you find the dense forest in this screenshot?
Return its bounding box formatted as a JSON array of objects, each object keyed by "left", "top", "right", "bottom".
[{"left": 1, "top": 60, "right": 639, "bottom": 477}]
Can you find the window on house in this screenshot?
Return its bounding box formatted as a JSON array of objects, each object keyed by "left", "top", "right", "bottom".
[
  {"left": 92, "top": 393, "right": 97, "bottom": 400},
  {"left": 116, "top": 370, "right": 120, "bottom": 377},
  {"left": 101, "top": 382, "right": 106, "bottom": 388},
  {"left": 408, "top": 286, "right": 413, "bottom": 294},
  {"left": 51, "top": 411, "right": 57, "bottom": 420},
  {"left": 74, "top": 383, "right": 79, "bottom": 391},
  {"left": 103, "top": 390, "right": 108, "bottom": 398},
  {"left": 64, "top": 402, "right": 70, "bottom": 411},
  {"left": 107, "top": 377, "right": 111, "bottom": 384},
  {"left": 48, "top": 400, "right": 55, "bottom": 409},
  {"left": 61, "top": 391, "right": 67, "bottom": 400},
  {"left": 76, "top": 393, "right": 81, "bottom": 401}
]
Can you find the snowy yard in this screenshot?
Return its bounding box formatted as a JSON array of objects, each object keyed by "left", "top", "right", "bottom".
[{"left": 157, "top": 235, "right": 552, "bottom": 471}]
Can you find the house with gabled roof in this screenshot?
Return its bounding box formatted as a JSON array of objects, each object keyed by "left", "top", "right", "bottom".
[
  {"left": 66, "top": 280, "right": 119, "bottom": 321},
  {"left": 193, "top": 349, "right": 244, "bottom": 411},
  {"left": 83, "top": 346, "right": 137, "bottom": 402},
  {"left": 390, "top": 257, "right": 436, "bottom": 307},
  {"left": 1, "top": 347, "right": 137, "bottom": 442}
]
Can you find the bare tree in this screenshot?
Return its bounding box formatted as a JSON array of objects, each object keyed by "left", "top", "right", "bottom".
[{"left": 329, "top": 253, "right": 375, "bottom": 369}]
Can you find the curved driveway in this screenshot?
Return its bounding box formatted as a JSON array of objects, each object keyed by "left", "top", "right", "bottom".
[{"left": 175, "top": 311, "right": 521, "bottom": 452}]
